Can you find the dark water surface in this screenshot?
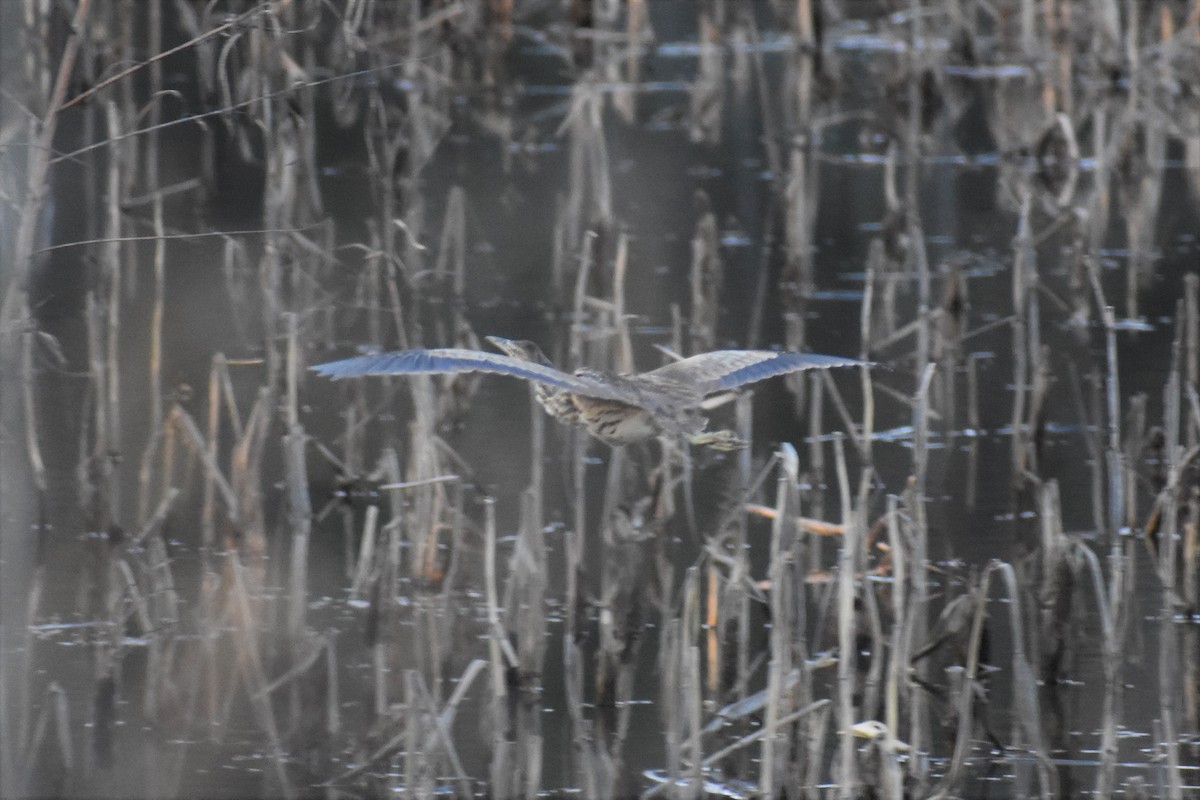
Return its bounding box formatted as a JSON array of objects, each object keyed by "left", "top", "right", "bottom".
[{"left": 2, "top": 2, "right": 1199, "bottom": 798}]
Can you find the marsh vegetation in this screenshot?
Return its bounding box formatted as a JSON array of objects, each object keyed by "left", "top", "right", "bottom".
[{"left": 1, "top": 1, "right": 1199, "bottom": 798}]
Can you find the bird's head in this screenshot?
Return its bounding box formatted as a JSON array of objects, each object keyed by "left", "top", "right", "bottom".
[{"left": 485, "top": 336, "right": 553, "bottom": 367}]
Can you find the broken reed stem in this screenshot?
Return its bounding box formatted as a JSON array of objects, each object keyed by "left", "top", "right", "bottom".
[
  {"left": 20, "top": 322, "right": 47, "bottom": 497},
  {"left": 351, "top": 505, "right": 380, "bottom": 601},
  {"left": 201, "top": 354, "right": 223, "bottom": 548},
  {"left": 414, "top": 670, "right": 474, "bottom": 800},
  {"left": 613, "top": 232, "right": 632, "bottom": 372},
  {"left": 170, "top": 403, "right": 238, "bottom": 515},
  {"left": 148, "top": 190, "right": 165, "bottom": 435}
]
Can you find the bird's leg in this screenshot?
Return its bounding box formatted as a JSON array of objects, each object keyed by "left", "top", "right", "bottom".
[
  {"left": 688, "top": 429, "right": 748, "bottom": 451},
  {"left": 671, "top": 411, "right": 747, "bottom": 450}
]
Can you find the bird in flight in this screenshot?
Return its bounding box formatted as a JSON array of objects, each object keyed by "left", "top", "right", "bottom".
[{"left": 313, "top": 337, "right": 866, "bottom": 449}]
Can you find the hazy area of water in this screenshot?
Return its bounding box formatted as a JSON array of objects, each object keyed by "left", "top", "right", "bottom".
[{"left": 1, "top": 2, "right": 1198, "bottom": 799}]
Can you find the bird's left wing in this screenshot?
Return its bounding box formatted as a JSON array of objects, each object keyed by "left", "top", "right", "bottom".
[
  {"left": 644, "top": 350, "right": 868, "bottom": 395},
  {"left": 311, "top": 348, "right": 630, "bottom": 401}
]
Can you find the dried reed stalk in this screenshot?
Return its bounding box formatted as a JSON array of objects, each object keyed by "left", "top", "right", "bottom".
[
  {"left": 689, "top": 7, "right": 724, "bottom": 146},
  {"left": 1093, "top": 535, "right": 1132, "bottom": 798},
  {"left": 1010, "top": 189, "right": 1035, "bottom": 479},
  {"left": 879, "top": 494, "right": 906, "bottom": 799},
  {"left": 1154, "top": 313, "right": 1186, "bottom": 799},
  {"left": 1185, "top": 274, "right": 1198, "bottom": 449},
  {"left": 689, "top": 192, "right": 721, "bottom": 353},
  {"left": 662, "top": 615, "right": 685, "bottom": 797},
  {"left": 1, "top": 0, "right": 92, "bottom": 327},
  {"left": 485, "top": 498, "right": 515, "bottom": 795},
  {"left": 906, "top": 364, "right": 936, "bottom": 786},
  {"left": 760, "top": 458, "right": 795, "bottom": 796},
  {"left": 833, "top": 433, "right": 858, "bottom": 799},
  {"left": 284, "top": 313, "right": 312, "bottom": 653}
]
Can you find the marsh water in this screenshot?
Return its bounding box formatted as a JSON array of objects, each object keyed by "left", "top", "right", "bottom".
[{"left": 1, "top": 2, "right": 1199, "bottom": 798}]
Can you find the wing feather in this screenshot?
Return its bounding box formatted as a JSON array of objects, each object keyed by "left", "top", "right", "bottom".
[
  {"left": 645, "top": 351, "right": 867, "bottom": 394},
  {"left": 312, "top": 348, "right": 630, "bottom": 401}
]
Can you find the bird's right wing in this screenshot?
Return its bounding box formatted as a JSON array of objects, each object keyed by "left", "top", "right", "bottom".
[
  {"left": 311, "top": 348, "right": 630, "bottom": 401},
  {"left": 644, "top": 350, "right": 868, "bottom": 395}
]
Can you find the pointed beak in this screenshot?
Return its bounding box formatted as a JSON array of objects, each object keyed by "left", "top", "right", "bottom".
[{"left": 485, "top": 336, "right": 513, "bottom": 352}]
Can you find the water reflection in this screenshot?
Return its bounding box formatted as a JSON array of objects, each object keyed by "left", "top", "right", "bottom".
[{"left": 1, "top": 2, "right": 1198, "bottom": 799}]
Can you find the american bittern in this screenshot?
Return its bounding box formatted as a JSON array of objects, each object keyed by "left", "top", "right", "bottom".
[{"left": 313, "top": 337, "right": 865, "bottom": 449}]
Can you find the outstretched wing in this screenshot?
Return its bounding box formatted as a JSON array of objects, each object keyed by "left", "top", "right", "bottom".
[
  {"left": 644, "top": 350, "right": 868, "bottom": 395},
  {"left": 311, "top": 348, "right": 631, "bottom": 402}
]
